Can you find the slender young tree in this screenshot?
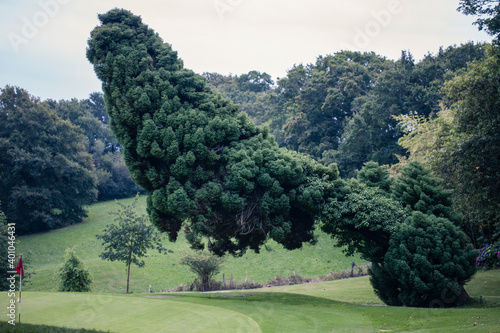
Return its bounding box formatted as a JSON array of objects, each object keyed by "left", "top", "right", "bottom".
[{"left": 96, "top": 196, "right": 165, "bottom": 293}]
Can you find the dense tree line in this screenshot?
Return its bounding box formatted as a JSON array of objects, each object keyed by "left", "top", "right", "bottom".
[
  {"left": 208, "top": 44, "right": 486, "bottom": 178},
  {"left": 0, "top": 87, "right": 142, "bottom": 234},
  {"left": 47, "top": 93, "right": 144, "bottom": 201},
  {"left": 207, "top": 43, "right": 498, "bottom": 245},
  {"left": 0, "top": 87, "right": 97, "bottom": 234}
]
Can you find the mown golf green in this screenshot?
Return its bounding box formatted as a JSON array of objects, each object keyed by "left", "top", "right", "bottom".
[{"left": 1, "top": 271, "right": 499, "bottom": 332}]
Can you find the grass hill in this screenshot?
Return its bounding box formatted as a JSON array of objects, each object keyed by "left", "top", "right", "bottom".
[{"left": 18, "top": 196, "right": 367, "bottom": 294}]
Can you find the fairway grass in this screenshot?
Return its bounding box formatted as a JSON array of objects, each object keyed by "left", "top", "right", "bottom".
[{"left": 2, "top": 273, "right": 499, "bottom": 332}]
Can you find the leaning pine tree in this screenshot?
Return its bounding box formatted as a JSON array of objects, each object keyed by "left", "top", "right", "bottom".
[
  {"left": 86, "top": 9, "right": 339, "bottom": 255},
  {"left": 87, "top": 9, "right": 477, "bottom": 307}
]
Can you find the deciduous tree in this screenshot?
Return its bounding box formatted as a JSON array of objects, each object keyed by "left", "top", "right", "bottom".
[
  {"left": 458, "top": 0, "right": 500, "bottom": 39},
  {"left": 0, "top": 86, "right": 97, "bottom": 234},
  {"left": 96, "top": 196, "right": 165, "bottom": 293}
]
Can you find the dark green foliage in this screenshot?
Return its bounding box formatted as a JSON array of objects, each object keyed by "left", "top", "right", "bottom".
[
  {"left": 49, "top": 93, "right": 144, "bottom": 202},
  {"left": 323, "top": 163, "right": 476, "bottom": 308},
  {"left": 180, "top": 251, "right": 224, "bottom": 291},
  {"left": 321, "top": 180, "right": 409, "bottom": 263},
  {"left": 366, "top": 162, "right": 476, "bottom": 307},
  {"left": 336, "top": 44, "right": 485, "bottom": 177},
  {"left": 441, "top": 50, "right": 500, "bottom": 242},
  {"left": 0, "top": 86, "right": 97, "bottom": 234},
  {"left": 281, "top": 52, "right": 388, "bottom": 158},
  {"left": 87, "top": 9, "right": 338, "bottom": 255},
  {"left": 391, "top": 161, "right": 460, "bottom": 224},
  {"left": 96, "top": 196, "right": 165, "bottom": 293},
  {"left": 57, "top": 249, "right": 92, "bottom": 292},
  {"left": 372, "top": 212, "right": 477, "bottom": 307},
  {"left": 356, "top": 161, "right": 391, "bottom": 192}
]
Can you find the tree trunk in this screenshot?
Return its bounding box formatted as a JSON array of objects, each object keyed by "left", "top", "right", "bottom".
[
  {"left": 202, "top": 278, "right": 208, "bottom": 292},
  {"left": 126, "top": 262, "right": 131, "bottom": 293},
  {"left": 457, "top": 285, "right": 470, "bottom": 305}
]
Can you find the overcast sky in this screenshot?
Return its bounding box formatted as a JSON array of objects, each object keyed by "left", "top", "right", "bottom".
[{"left": 0, "top": 0, "right": 493, "bottom": 101}]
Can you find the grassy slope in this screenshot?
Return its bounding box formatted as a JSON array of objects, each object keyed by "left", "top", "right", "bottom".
[
  {"left": 1, "top": 272, "right": 499, "bottom": 332},
  {"left": 11, "top": 196, "right": 499, "bottom": 332},
  {"left": 18, "top": 196, "right": 367, "bottom": 293}
]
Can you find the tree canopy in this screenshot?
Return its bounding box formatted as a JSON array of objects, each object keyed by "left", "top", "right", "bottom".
[
  {"left": 96, "top": 196, "right": 165, "bottom": 293},
  {"left": 49, "top": 93, "right": 144, "bottom": 202},
  {"left": 86, "top": 8, "right": 481, "bottom": 307},
  {"left": 87, "top": 9, "right": 339, "bottom": 256},
  {"left": 396, "top": 47, "right": 500, "bottom": 244},
  {"left": 0, "top": 86, "right": 97, "bottom": 234},
  {"left": 458, "top": 0, "right": 500, "bottom": 39}
]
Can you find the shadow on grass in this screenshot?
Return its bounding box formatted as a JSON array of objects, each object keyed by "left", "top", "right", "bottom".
[
  {"left": 0, "top": 321, "right": 109, "bottom": 333},
  {"left": 147, "top": 290, "right": 349, "bottom": 307}
]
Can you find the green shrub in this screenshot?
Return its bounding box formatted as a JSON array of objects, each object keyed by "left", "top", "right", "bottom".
[
  {"left": 371, "top": 212, "right": 477, "bottom": 307},
  {"left": 180, "top": 251, "right": 224, "bottom": 291},
  {"left": 57, "top": 249, "right": 92, "bottom": 292}
]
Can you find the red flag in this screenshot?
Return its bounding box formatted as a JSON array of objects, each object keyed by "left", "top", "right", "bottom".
[{"left": 16, "top": 255, "right": 24, "bottom": 276}]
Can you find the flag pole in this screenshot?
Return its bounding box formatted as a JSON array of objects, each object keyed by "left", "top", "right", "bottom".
[
  {"left": 16, "top": 254, "right": 23, "bottom": 324},
  {"left": 18, "top": 271, "right": 21, "bottom": 324}
]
